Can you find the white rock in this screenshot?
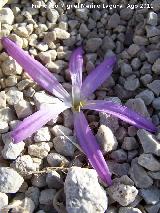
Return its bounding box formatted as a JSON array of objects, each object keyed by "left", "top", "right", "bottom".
[
  {"left": 11, "top": 155, "right": 37, "bottom": 177},
  {"left": 96, "top": 125, "right": 118, "bottom": 154},
  {"left": 20, "top": 197, "right": 35, "bottom": 213},
  {"left": 0, "top": 0, "right": 8, "bottom": 9},
  {"left": 64, "top": 167, "right": 108, "bottom": 213},
  {"left": 0, "top": 8, "right": 14, "bottom": 25},
  {"left": 1, "top": 58, "right": 22, "bottom": 75},
  {"left": 0, "top": 121, "right": 9, "bottom": 133},
  {"left": 0, "top": 192, "right": 8, "bottom": 210},
  {"left": 119, "top": 207, "right": 142, "bottom": 213},
  {"left": 34, "top": 127, "right": 51, "bottom": 142},
  {"left": 2, "top": 133, "right": 25, "bottom": 160},
  {"left": 14, "top": 99, "right": 33, "bottom": 119},
  {"left": 6, "top": 87, "right": 23, "bottom": 105},
  {"left": 54, "top": 28, "right": 70, "bottom": 39},
  {"left": 28, "top": 142, "right": 50, "bottom": 159},
  {"left": 107, "top": 182, "right": 138, "bottom": 206},
  {"left": 0, "top": 167, "right": 24, "bottom": 193},
  {"left": 0, "top": 91, "right": 6, "bottom": 108}
]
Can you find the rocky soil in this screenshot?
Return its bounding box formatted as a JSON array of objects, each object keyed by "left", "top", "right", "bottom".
[{"left": 0, "top": 0, "right": 160, "bottom": 212}]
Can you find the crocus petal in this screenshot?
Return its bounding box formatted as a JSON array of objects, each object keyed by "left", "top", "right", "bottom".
[
  {"left": 74, "top": 111, "right": 112, "bottom": 185},
  {"left": 11, "top": 102, "right": 69, "bottom": 143},
  {"left": 83, "top": 100, "right": 157, "bottom": 132},
  {"left": 81, "top": 55, "right": 116, "bottom": 99},
  {"left": 69, "top": 47, "right": 83, "bottom": 104},
  {"left": 1, "top": 37, "right": 70, "bottom": 102}
]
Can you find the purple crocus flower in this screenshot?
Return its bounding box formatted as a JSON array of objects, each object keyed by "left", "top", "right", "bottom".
[{"left": 1, "top": 37, "right": 156, "bottom": 185}]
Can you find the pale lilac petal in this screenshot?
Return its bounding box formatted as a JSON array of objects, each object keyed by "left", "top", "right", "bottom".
[
  {"left": 81, "top": 55, "right": 116, "bottom": 99},
  {"left": 11, "top": 103, "right": 69, "bottom": 143},
  {"left": 69, "top": 47, "right": 83, "bottom": 104},
  {"left": 74, "top": 111, "right": 112, "bottom": 185},
  {"left": 83, "top": 100, "right": 157, "bottom": 132},
  {"left": 1, "top": 37, "right": 70, "bottom": 102}
]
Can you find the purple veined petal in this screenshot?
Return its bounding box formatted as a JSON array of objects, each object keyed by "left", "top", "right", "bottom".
[
  {"left": 1, "top": 37, "right": 71, "bottom": 102},
  {"left": 69, "top": 47, "right": 83, "bottom": 105},
  {"left": 83, "top": 100, "right": 157, "bottom": 132},
  {"left": 81, "top": 55, "right": 116, "bottom": 99},
  {"left": 74, "top": 111, "right": 112, "bottom": 185},
  {"left": 11, "top": 102, "right": 69, "bottom": 143}
]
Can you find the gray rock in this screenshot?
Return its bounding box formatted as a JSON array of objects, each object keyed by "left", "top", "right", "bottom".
[
  {"left": 147, "top": 80, "right": 160, "bottom": 96},
  {"left": 46, "top": 171, "right": 63, "bottom": 189},
  {"left": 140, "top": 63, "right": 152, "bottom": 75},
  {"left": 107, "top": 182, "right": 138, "bottom": 206},
  {"left": 0, "top": 121, "right": 9, "bottom": 133},
  {"left": 133, "top": 36, "right": 148, "bottom": 46},
  {"left": 47, "top": 9, "right": 59, "bottom": 23},
  {"left": 14, "top": 99, "right": 33, "bottom": 119},
  {"left": 51, "top": 125, "right": 72, "bottom": 137},
  {"left": 140, "top": 74, "right": 152, "bottom": 86},
  {"left": 2, "top": 58, "right": 22, "bottom": 76},
  {"left": 108, "top": 13, "right": 120, "bottom": 28},
  {"left": 99, "top": 112, "right": 119, "bottom": 133},
  {"left": 124, "top": 77, "right": 140, "bottom": 91},
  {"left": 136, "top": 90, "right": 154, "bottom": 106},
  {"left": 53, "top": 136, "right": 76, "bottom": 157},
  {"left": 28, "top": 142, "right": 50, "bottom": 159},
  {"left": 34, "top": 127, "right": 51, "bottom": 142},
  {"left": 146, "top": 50, "right": 160, "bottom": 64},
  {"left": 147, "top": 12, "right": 158, "bottom": 26},
  {"left": 131, "top": 58, "right": 141, "bottom": 70},
  {"left": 120, "top": 63, "right": 132, "bottom": 77},
  {"left": 108, "top": 161, "right": 130, "bottom": 176},
  {"left": 119, "top": 207, "right": 142, "bottom": 213},
  {"left": 102, "top": 36, "right": 115, "bottom": 51},
  {"left": 63, "top": 109, "right": 74, "bottom": 129},
  {"left": 0, "top": 192, "right": 8, "bottom": 210},
  {"left": 129, "top": 158, "right": 153, "bottom": 188},
  {"left": 125, "top": 98, "right": 150, "bottom": 118},
  {"left": 152, "top": 59, "right": 160, "bottom": 74},
  {"left": 145, "top": 25, "right": 160, "bottom": 38},
  {"left": 0, "top": 108, "right": 15, "bottom": 122},
  {"left": 127, "top": 44, "right": 140, "bottom": 57},
  {"left": 120, "top": 8, "right": 133, "bottom": 20},
  {"left": 140, "top": 186, "right": 160, "bottom": 205},
  {"left": 145, "top": 202, "right": 160, "bottom": 213},
  {"left": 6, "top": 87, "right": 23, "bottom": 105},
  {"left": 31, "top": 174, "right": 47, "bottom": 188},
  {"left": 137, "top": 129, "right": 160, "bottom": 156},
  {"left": 76, "top": 8, "right": 89, "bottom": 20},
  {"left": 122, "top": 137, "right": 139, "bottom": 151},
  {"left": 25, "top": 187, "right": 40, "bottom": 207},
  {"left": 64, "top": 167, "right": 108, "bottom": 213},
  {"left": 39, "top": 189, "right": 56, "bottom": 205},
  {"left": 128, "top": 150, "right": 138, "bottom": 162},
  {"left": 128, "top": 126, "right": 137, "bottom": 137},
  {"left": 110, "top": 149, "right": 127, "bottom": 163},
  {"left": 47, "top": 152, "right": 69, "bottom": 167},
  {"left": 0, "top": 8, "right": 14, "bottom": 24},
  {"left": 0, "top": 167, "right": 24, "bottom": 193},
  {"left": 86, "top": 38, "right": 102, "bottom": 52},
  {"left": 148, "top": 171, "right": 160, "bottom": 180},
  {"left": 138, "top": 153, "right": 160, "bottom": 171},
  {"left": 96, "top": 125, "right": 118, "bottom": 154}
]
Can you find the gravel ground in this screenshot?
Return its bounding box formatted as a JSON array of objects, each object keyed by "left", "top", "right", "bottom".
[{"left": 0, "top": 0, "right": 160, "bottom": 212}]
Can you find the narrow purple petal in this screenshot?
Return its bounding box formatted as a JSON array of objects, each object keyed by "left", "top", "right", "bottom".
[
  {"left": 1, "top": 37, "right": 70, "bottom": 102},
  {"left": 74, "top": 111, "right": 112, "bottom": 185},
  {"left": 83, "top": 100, "right": 157, "bottom": 132},
  {"left": 11, "top": 103, "right": 69, "bottom": 143},
  {"left": 81, "top": 55, "right": 116, "bottom": 99},
  {"left": 69, "top": 47, "right": 83, "bottom": 104}
]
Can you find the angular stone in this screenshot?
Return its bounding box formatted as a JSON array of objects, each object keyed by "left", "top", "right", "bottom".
[
  {"left": 136, "top": 90, "right": 154, "bottom": 106},
  {"left": 0, "top": 8, "right": 14, "bottom": 25},
  {"left": 138, "top": 153, "right": 160, "bottom": 171},
  {"left": 34, "top": 127, "right": 51, "bottom": 142},
  {"left": 64, "top": 167, "right": 108, "bottom": 213},
  {"left": 129, "top": 158, "right": 153, "bottom": 188},
  {"left": 39, "top": 189, "right": 56, "bottom": 205},
  {"left": 46, "top": 171, "right": 63, "bottom": 189},
  {"left": 108, "top": 13, "right": 120, "bottom": 28},
  {"left": 14, "top": 99, "right": 32, "bottom": 119},
  {"left": 0, "top": 167, "right": 24, "bottom": 193},
  {"left": 54, "top": 28, "right": 70, "bottom": 40},
  {"left": 152, "top": 59, "right": 160, "bottom": 74},
  {"left": 51, "top": 125, "right": 72, "bottom": 137},
  {"left": 122, "top": 137, "right": 139, "bottom": 151},
  {"left": 0, "top": 91, "right": 6, "bottom": 108},
  {"left": 6, "top": 87, "right": 23, "bottom": 105},
  {"left": 28, "top": 142, "right": 50, "bottom": 159},
  {"left": 140, "top": 186, "right": 160, "bottom": 205},
  {"left": 147, "top": 80, "right": 160, "bottom": 96},
  {"left": 47, "top": 153, "right": 69, "bottom": 167},
  {"left": 86, "top": 38, "right": 102, "bottom": 52},
  {"left": 96, "top": 125, "right": 118, "bottom": 154},
  {"left": 137, "top": 129, "right": 160, "bottom": 156},
  {"left": 119, "top": 207, "right": 142, "bottom": 213}
]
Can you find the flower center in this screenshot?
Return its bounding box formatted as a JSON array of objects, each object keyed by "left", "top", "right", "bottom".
[{"left": 73, "top": 100, "right": 85, "bottom": 112}]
